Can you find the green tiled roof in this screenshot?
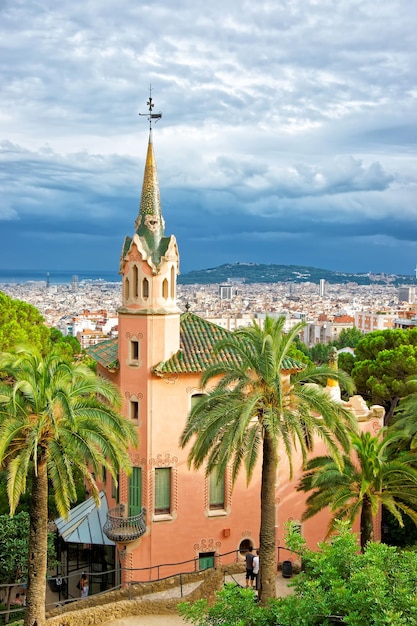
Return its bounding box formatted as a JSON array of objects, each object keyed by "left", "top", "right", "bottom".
[
  {"left": 87, "top": 337, "right": 118, "bottom": 369},
  {"left": 153, "top": 311, "right": 242, "bottom": 375},
  {"left": 87, "top": 313, "right": 304, "bottom": 376},
  {"left": 153, "top": 312, "right": 303, "bottom": 376}
]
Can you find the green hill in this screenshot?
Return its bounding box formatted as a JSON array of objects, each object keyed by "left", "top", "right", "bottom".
[{"left": 178, "top": 263, "right": 416, "bottom": 286}]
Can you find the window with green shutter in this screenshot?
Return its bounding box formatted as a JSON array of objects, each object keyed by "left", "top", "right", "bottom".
[
  {"left": 128, "top": 467, "right": 142, "bottom": 516},
  {"left": 112, "top": 472, "right": 119, "bottom": 503},
  {"left": 154, "top": 468, "right": 171, "bottom": 514},
  {"left": 209, "top": 470, "right": 225, "bottom": 510},
  {"left": 199, "top": 552, "right": 215, "bottom": 570},
  {"left": 191, "top": 393, "right": 205, "bottom": 409}
]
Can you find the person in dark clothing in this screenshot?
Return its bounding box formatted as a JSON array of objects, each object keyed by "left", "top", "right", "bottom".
[{"left": 245, "top": 546, "right": 255, "bottom": 588}]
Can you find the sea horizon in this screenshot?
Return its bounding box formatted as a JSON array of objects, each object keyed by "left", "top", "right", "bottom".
[{"left": 0, "top": 269, "right": 121, "bottom": 285}]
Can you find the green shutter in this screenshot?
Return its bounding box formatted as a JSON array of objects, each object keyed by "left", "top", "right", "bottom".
[
  {"left": 128, "top": 467, "right": 142, "bottom": 516},
  {"left": 209, "top": 470, "right": 225, "bottom": 509},
  {"left": 199, "top": 552, "right": 215, "bottom": 570},
  {"left": 155, "top": 468, "right": 171, "bottom": 513},
  {"left": 112, "top": 472, "right": 119, "bottom": 502},
  {"left": 191, "top": 393, "right": 205, "bottom": 409}
]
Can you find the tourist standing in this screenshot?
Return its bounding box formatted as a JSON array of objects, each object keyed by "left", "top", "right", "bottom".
[{"left": 245, "top": 546, "right": 255, "bottom": 588}]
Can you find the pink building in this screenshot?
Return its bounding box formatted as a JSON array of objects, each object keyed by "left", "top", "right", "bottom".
[{"left": 87, "top": 122, "right": 384, "bottom": 582}]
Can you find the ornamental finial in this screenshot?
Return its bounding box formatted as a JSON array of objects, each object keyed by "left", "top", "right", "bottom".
[{"left": 139, "top": 85, "right": 162, "bottom": 128}]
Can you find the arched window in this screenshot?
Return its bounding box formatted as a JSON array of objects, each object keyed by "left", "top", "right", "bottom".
[
  {"left": 125, "top": 277, "right": 130, "bottom": 301},
  {"left": 142, "top": 278, "right": 149, "bottom": 299},
  {"left": 191, "top": 393, "right": 206, "bottom": 410},
  {"left": 239, "top": 538, "right": 254, "bottom": 557},
  {"left": 162, "top": 278, "right": 168, "bottom": 299},
  {"left": 133, "top": 266, "right": 139, "bottom": 299},
  {"left": 170, "top": 266, "right": 175, "bottom": 299}
]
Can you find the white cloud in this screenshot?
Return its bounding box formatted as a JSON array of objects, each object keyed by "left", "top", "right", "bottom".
[{"left": 0, "top": 0, "right": 416, "bottom": 274}]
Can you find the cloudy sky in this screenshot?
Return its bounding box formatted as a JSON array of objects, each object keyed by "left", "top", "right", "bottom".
[{"left": 1, "top": 0, "right": 416, "bottom": 276}]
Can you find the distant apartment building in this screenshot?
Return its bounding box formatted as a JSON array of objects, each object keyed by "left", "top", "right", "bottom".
[
  {"left": 394, "top": 317, "right": 417, "bottom": 330},
  {"left": 393, "top": 308, "right": 417, "bottom": 329},
  {"left": 57, "top": 309, "right": 118, "bottom": 347},
  {"left": 354, "top": 311, "right": 396, "bottom": 334},
  {"left": 398, "top": 286, "right": 415, "bottom": 303},
  {"left": 205, "top": 315, "right": 254, "bottom": 331},
  {"left": 218, "top": 285, "right": 233, "bottom": 300},
  {"left": 300, "top": 315, "right": 355, "bottom": 347},
  {"left": 319, "top": 278, "right": 326, "bottom": 297},
  {"left": 76, "top": 328, "right": 108, "bottom": 349}
]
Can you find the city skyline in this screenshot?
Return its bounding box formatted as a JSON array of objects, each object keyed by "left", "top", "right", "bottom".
[{"left": 1, "top": 0, "right": 416, "bottom": 276}]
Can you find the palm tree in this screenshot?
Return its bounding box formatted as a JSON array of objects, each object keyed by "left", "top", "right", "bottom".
[
  {"left": 390, "top": 378, "right": 417, "bottom": 452},
  {"left": 0, "top": 346, "right": 138, "bottom": 626},
  {"left": 298, "top": 429, "right": 417, "bottom": 551},
  {"left": 180, "top": 316, "right": 356, "bottom": 603}
]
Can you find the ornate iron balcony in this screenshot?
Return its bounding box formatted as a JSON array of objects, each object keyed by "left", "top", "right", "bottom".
[{"left": 103, "top": 503, "right": 147, "bottom": 543}]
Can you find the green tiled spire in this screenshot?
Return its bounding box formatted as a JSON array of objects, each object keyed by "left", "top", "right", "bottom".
[{"left": 134, "top": 129, "right": 165, "bottom": 261}]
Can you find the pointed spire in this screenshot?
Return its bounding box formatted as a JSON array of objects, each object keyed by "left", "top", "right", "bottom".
[
  {"left": 135, "top": 128, "right": 165, "bottom": 259},
  {"left": 134, "top": 90, "right": 165, "bottom": 264}
]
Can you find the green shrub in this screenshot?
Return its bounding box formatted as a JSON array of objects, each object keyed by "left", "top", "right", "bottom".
[{"left": 180, "top": 523, "right": 417, "bottom": 626}]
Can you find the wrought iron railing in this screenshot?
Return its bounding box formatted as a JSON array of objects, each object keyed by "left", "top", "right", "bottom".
[{"left": 103, "top": 504, "right": 147, "bottom": 543}]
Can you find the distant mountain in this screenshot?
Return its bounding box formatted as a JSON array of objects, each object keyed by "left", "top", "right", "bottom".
[{"left": 178, "top": 263, "right": 417, "bottom": 286}]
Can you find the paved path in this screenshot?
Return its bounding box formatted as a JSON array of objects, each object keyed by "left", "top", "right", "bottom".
[
  {"left": 106, "top": 617, "right": 186, "bottom": 625},
  {"left": 104, "top": 572, "right": 294, "bottom": 625}
]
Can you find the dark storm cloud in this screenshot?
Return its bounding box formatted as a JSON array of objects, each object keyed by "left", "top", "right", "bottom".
[{"left": 0, "top": 0, "right": 416, "bottom": 274}]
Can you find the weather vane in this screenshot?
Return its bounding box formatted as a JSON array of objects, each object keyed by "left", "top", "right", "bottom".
[{"left": 139, "top": 85, "right": 162, "bottom": 128}]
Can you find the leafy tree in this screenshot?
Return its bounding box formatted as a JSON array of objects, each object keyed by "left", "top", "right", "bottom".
[
  {"left": 351, "top": 329, "right": 417, "bottom": 424},
  {"left": 337, "top": 351, "right": 355, "bottom": 375},
  {"left": 309, "top": 342, "right": 332, "bottom": 364},
  {"left": 289, "top": 337, "right": 313, "bottom": 367},
  {"left": 0, "top": 346, "right": 138, "bottom": 626},
  {"left": 179, "top": 584, "right": 261, "bottom": 626},
  {"left": 0, "top": 512, "right": 56, "bottom": 623},
  {"left": 382, "top": 506, "right": 417, "bottom": 547},
  {"left": 180, "top": 316, "right": 356, "bottom": 603},
  {"left": 389, "top": 376, "right": 417, "bottom": 452},
  {"left": 179, "top": 523, "right": 417, "bottom": 625},
  {"left": 334, "top": 327, "right": 363, "bottom": 349},
  {"left": 0, "top": 292, "right": 50, "bottom": 354},
  {"left": 48, "top": 328, "right": 81, "bottom": 361},
  {"left": 298, "top": 429, "right": 417, "bottom": 551},
  {"left": 281, "top": 522, "right": 417, "bottom": 626}
]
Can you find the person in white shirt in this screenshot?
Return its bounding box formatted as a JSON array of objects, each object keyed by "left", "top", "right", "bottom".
[{"left": 253, "top": 550, "right": 260, "bottom": 591}]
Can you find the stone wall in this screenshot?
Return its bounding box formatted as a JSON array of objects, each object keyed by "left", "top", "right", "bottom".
[{"left": 46, "top": 564, "right": 243, "bottom": 625}]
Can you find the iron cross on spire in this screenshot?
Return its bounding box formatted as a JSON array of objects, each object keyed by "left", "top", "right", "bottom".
[{"left": 139, "top": 85, "right": 162, "bottom": 128}]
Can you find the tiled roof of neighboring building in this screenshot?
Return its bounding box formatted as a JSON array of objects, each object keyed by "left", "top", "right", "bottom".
[
  {"left": 333, "top": 315, "right": 355, "bottom": 323},
  {"left": 87, "top": 312, "right": 303, "bottom": 375},
  {"left": 87, "top": 336, "right": 118, "bottom": 369}
]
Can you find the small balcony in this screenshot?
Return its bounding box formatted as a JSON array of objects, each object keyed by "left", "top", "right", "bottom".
[{"left": 103, "top": 504, "right": 147, "bottom": 543}]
